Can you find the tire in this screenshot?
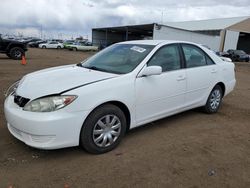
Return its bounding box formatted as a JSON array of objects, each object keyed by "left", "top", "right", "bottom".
[
  {"left": 72, "top": 47, "right": 77, "bottom": 51},
  {"left": 203, "top": 85, "right": 223, "bottom": 114},
  {"left": 57, "top": 46, "right": 61, "bottom": 49},
  {"left": 9, "top": 47, "right": 24, "bottom": 60},
  {"left": 42, "top": 46, "right": 46, "bottom": 49},
  {"left": 80, "top": 104, "right": 127, "bottom": 154}
]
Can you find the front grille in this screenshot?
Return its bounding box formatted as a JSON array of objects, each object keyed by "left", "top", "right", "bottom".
[{"left": 14, "top": 95, "right": 30, "bottom": 107}]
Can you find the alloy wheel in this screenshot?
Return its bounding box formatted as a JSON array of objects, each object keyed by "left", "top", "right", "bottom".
[{"left": 210, "top": 89, "right": 221, "bottom": 110}]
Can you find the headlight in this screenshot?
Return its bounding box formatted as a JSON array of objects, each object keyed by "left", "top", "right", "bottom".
[
  {"left": 23, "top": 95, "right": 77, "bottom": 112},
  {"left": 4, "top": 80, "right": 20, "bottom": 97}
]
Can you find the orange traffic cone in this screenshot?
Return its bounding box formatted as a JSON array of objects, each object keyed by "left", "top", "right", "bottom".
[{"left": 21, "top": 55, "right": 27, "bottom": 65}]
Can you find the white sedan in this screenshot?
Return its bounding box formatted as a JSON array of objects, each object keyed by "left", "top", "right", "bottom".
[
  {"left": 67, "top": 42, "right": 99, "bottom": 51},
  {"left": 39, "top": 41, "right": 64, "bottom": 49},
  {"left": 4, "top": 40, "right": 236, "bottom": 154}
]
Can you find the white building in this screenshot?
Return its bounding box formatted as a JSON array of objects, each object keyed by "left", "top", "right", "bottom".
[{"left": 92, "top": 16, "right": 250, "bottom": 53}]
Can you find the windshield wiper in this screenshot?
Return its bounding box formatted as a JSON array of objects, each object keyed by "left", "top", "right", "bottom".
[
  {"left": 83, "top": 66, "right": 105, "bottom": 72},
  {"left": 80, "top": 65, "right": 122, "bottom": 74},
  {"left": 76, "top": 63, "right": 83, "bottom": 67}
]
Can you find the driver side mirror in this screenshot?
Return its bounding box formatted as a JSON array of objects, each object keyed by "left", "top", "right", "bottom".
[{"left": 139, "top": 66, "right": 162, "bottom": 77}]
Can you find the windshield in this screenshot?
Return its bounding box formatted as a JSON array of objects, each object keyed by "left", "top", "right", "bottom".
[{"left": 81, "top": 44, "right": 154, "bottom": 74}]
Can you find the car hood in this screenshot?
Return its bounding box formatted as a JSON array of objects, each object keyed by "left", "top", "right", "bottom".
[
  {"left": 3, "top": 38, "right": 25, "bottom": 44},
  {"left": 16, "top": 64, "right": 118, "bottom": 99}
]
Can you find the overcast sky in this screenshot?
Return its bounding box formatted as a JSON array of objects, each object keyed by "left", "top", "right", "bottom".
[{"left": 0, "top": 0, "right": 250, "bottom": 39}]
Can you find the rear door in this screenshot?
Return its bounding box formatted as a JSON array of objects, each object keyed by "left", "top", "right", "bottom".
[{"left": 181, "top": 44, "right": 218, "bottom": 106}]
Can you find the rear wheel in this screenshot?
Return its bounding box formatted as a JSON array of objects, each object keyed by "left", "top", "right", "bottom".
[
  {"left": 72, "top": 47, "right": 77, "bottom": 51},
  {"left": 80, "top": 104, "right": 126, "bottom": 154},
  {"left": 203, "top": 85, "right": 223, "bottom": 114},
  {"left": 42, "top": 45, "right": 46, "bottom": 49},
  {"left": 9, "top": 47, "right": 24, "bottom": 60},
  {"left": 57, "top": 46, "right": 61, "bottom": 49}
]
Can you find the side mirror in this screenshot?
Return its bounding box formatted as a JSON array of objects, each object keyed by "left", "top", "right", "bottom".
[{"left": 139, "top": 66, "right": 162, "bottom": 77}]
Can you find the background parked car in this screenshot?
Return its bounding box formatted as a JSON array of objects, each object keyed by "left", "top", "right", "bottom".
[
  {"left": 63, "top": 40, "right": 76, "bottom": 48},
  {"left": 201, "top": 45, "right": 232, "bottom": 62},
  {"left": 28, "top": 40, "right": 47, "bottom": 48},
  {"left": 67, "top": 42, "right": 99, "bottom": 51},
  {"left": 0, "top": 34, "right": 28, "bottom": 60},
  {"left": 39, "top": 41, "right": 64, "bottom": 49},
  {"left": 227, "top": 49, "right": 249, "bottom": 62},
  {"left": 215, "top": 52, "right": 232, "bottom": 62}
]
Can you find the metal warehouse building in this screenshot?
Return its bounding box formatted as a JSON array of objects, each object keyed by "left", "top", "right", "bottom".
[{"left": 92, "top": 16, "right": 250, "bottom": 53}]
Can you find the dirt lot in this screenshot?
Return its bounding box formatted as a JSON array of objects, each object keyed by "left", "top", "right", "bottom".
[{"left": 0, "top": 48, "right": 250, "bottom": 188}]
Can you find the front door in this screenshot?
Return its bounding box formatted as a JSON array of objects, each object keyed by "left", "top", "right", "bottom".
[{"left": 135, "top": 44, "right": 187, "bottom": 124}]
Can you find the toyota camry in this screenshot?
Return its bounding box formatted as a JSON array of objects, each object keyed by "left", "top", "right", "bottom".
[{"left": 4, "top": 40, "right": 236, "bottom": 154}]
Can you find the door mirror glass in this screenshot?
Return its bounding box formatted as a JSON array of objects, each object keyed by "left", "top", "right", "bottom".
[{"left": 139, "top": 66, "right": 162, "bottom": 77}]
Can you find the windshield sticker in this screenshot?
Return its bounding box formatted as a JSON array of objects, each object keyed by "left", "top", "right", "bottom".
[{"left": 130, "top": 46, "right": 146, "bottom": 53}]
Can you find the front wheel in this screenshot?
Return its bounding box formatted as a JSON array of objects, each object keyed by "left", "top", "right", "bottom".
[
  {"left": 203, "top": 85, "right": 223, "bottom": 114},
  {"left": 80, "top": 104, "right": 126, "bottom": 154},
  {"left": 9, "top": 47, "right": 24, "bottom": 60}
]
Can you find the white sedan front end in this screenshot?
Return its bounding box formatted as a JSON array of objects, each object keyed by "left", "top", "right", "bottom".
[
  {"left": 4, "top": 95, "right": 89, "bottom": 149},
  {"left": 4, "top": 65, "right": 118, "bottom": 150}
]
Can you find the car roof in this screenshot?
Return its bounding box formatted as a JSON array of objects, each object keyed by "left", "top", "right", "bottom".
[{"left": 119, "top": 40, "right": 198, "bottom": 46}]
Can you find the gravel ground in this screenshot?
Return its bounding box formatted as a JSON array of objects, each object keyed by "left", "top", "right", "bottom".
[{"left": 0, "top": 48, "right": 250, "bottom": 188}]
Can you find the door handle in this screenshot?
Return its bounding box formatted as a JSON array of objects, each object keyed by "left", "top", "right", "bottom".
[
  {"left": 211, "top": 69, "right": 217, "bottom": 73},
  {"left": 176, "top": 75, "right": 186, "bottom": 81}
]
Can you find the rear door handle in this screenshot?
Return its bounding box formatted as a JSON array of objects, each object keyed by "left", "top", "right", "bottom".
[{"left": 176, "top": 75, "right": 186, "bottom": 81}]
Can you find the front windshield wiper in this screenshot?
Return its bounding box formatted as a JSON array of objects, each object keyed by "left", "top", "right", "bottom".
[
  {"left": 76, "top": 63, "right": 83, "bottom": 67},
  {"left": 78, "top": 64, "right": 123, "bottom": 74},
  {"left": 83, "top": 65, "right": 106, "bottom": 72}
]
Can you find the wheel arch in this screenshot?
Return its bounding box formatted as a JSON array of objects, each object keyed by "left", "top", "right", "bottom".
[
  {"left": 83, "top": 100, "right": 131, "bottom": 132},
  {"left": 79, "top": 100, "right": 132, "bottom": 146},
  {"left": 107, "top": 101, "right": 131, "bottom": 132},
  {"left": 7, "top": 44, "right": 25, "bottom": 53},
  {"left": 215, "top": 82, "right": 225, "bottom": 97}
]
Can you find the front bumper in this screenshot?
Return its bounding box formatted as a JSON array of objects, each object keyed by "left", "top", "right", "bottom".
[{"left": 4, "top": 95, "right": 89, "bottom": 149}]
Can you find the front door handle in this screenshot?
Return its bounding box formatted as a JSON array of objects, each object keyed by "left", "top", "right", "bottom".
[
  {"left": 211, "top": 69, "right": 217, "bottom": 73},
  {"left": 176, "top": 75, "right": 186, "bottom": 81}
]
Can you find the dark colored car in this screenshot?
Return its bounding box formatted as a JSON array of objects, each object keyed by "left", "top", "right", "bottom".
[
  {"left": 216, "top": 51, "right": 230, "bottom": 57},
  {"left": 227, "top": 49, "right": 249, "bottom": 62},
  {"left": 28, "top": 40, "right": 47, "bottom": 48},
  {"left": 0, "top": 34, "right": 28, "bottom": 60}
]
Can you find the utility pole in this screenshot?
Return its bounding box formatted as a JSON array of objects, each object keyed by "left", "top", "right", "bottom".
[
  {"left": 40, "top": 25, "right": 43, "bottom": 39},
  {"left": 161, "top": 9, "right": 166, "bottom": 24}
]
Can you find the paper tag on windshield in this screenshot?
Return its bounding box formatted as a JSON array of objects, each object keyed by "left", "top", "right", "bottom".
[{"left": 130, "top": 46, "right": 146, "bottom": 53}]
